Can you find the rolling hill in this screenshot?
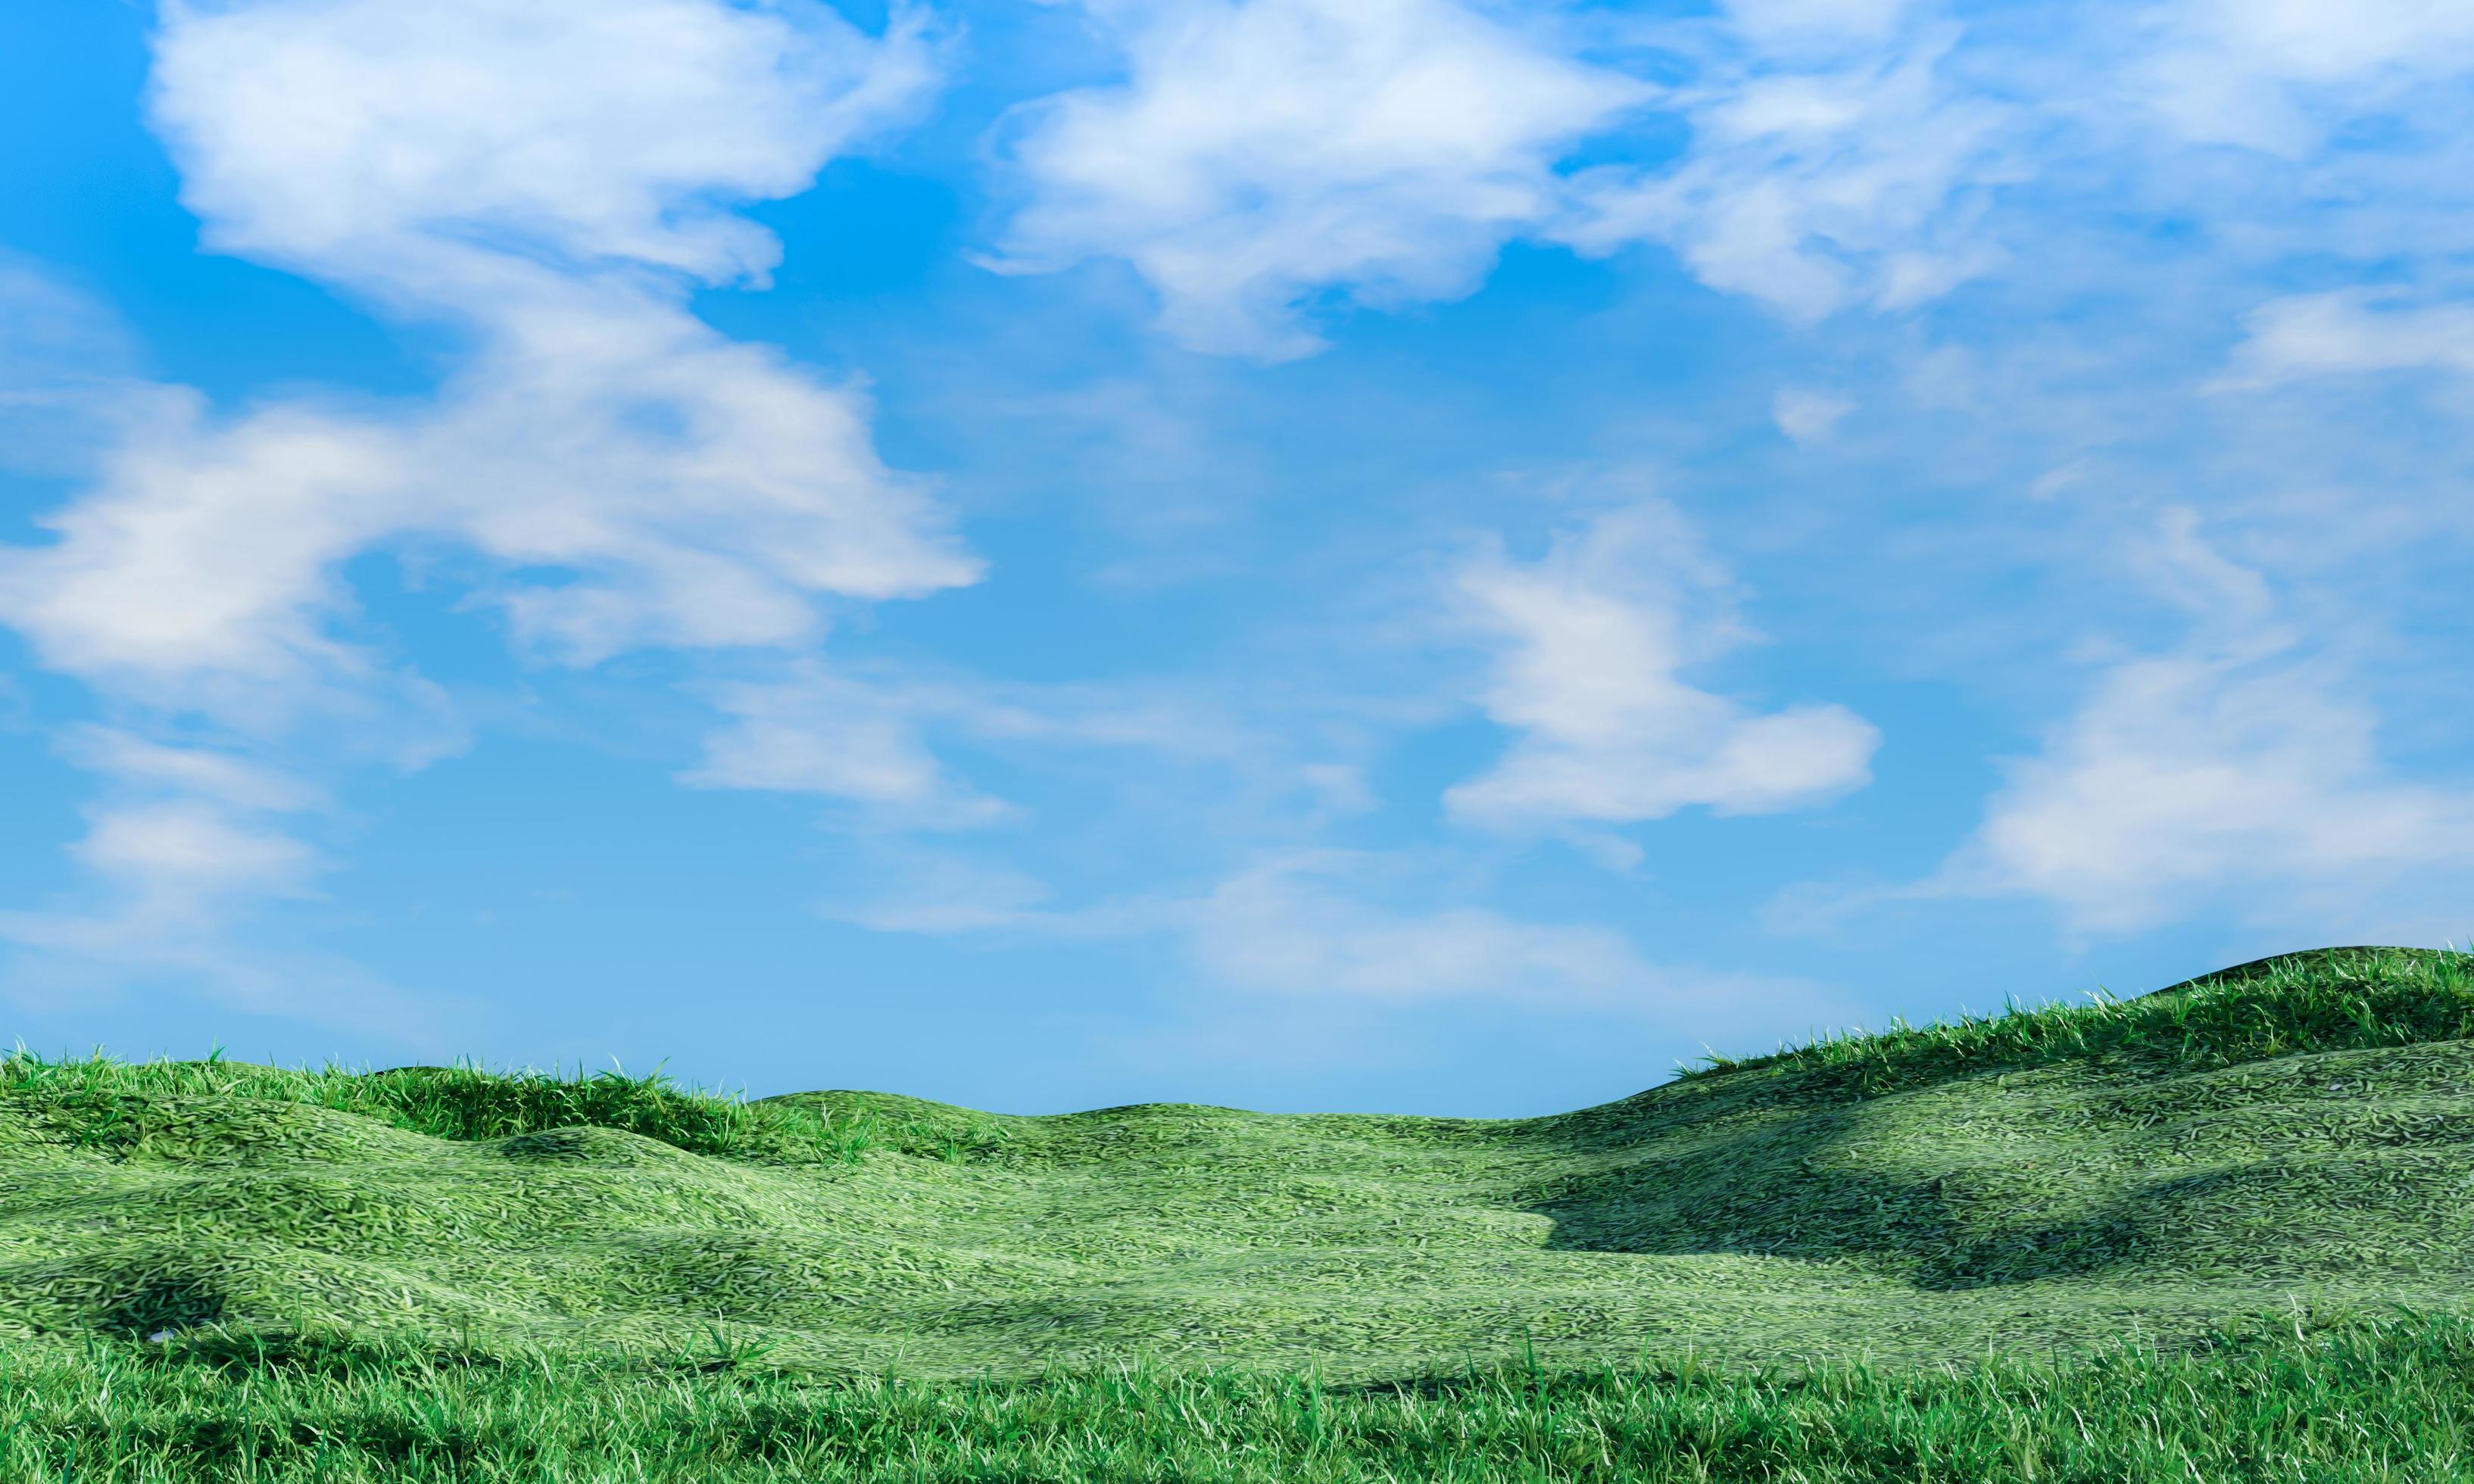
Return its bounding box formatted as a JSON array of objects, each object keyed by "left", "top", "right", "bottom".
[{"left": 5, "top": 945, "right": 2471, "bottom": 1383}]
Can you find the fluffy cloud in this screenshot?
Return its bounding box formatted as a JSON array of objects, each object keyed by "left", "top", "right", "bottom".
[
  {"left": 991, "top": 0, "right": 1646, "bottom": 358},
  {"left": 1929, "top": 511, "right": 2474, "bottom": 934},
  {"left": 2218, "top": 292, "right": 2474, "bottom": 388},
  {"left": 1561, "top": 24, "right": 2015, "bottom": 320},
  {"left": 989, "top": 0, "right": 2474, "bottom": 354},
  {"left": 0, "top": 733, "right": 360, "bottom": 1023},
  {"left": 992, "top": 0, "right": 2029, "bottom": 344},
  {"left": 682, "top": 668, "right": 1009, "bottom": 828},
  {"left": 2136, "top": 0, "right": 2474, "bottom": 154},
  {"left": 0, "top": 302, "right": 976, "bottom": 709},
  {"left": 0, "top": 0, "right": 966, "bottom": 990},
  {"left": 2, "top": 0, "right": 969, "bottom": 709},
  {"left": 150, "top": 0, "right": 943, "bottom": 295},
  {"left": 1445, "top": 503, "right": 1878, "bottom": 832},
  {"left": 55, "top": 726, "right": 323, "bottom": 813}
]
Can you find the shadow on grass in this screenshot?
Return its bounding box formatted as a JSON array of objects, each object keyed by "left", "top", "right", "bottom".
[
  {"left": 101, "top": 1270, "right": 229, "bottom": 1340},
  {"left": 1521, "top": 947, "right": 2474, "bottom": 1291},
  {"left": 1518, "top": 1106, "right": 2170, "bottom": 1290}
]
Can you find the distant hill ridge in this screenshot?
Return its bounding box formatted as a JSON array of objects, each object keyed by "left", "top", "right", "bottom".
[{"left": 3, "top": 944, "right": 2470, "bottom": 1379}]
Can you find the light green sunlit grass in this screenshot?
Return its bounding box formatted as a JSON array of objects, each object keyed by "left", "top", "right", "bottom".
[
  {"left": 5, "top": 945, "right": 2474, "bottom": 1477},
  {"left": 5, "top": 946, "right": 2473, "bottom": 1379},
  {"left": 2, "top": 1308, "right": 2472, "bottom": 1480}
]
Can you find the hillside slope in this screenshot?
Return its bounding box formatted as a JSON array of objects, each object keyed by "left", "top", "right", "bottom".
[{"left": 4, "top": 946, "right": 2471, "bottom": 1380}]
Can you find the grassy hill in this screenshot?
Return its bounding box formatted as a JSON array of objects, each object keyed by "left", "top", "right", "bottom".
[{"left": 5, "top": 943, "right": 2473, "bottom": 1388}]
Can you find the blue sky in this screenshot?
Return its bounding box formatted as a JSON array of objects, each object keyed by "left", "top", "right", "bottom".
[{"left": 2, "top": 0, "right": 2470, "bottom": 1115}]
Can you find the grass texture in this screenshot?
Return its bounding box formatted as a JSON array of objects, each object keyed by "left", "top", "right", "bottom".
[
  {"left": 4, "top": 1309, "right": 2473, "bottom": 1480},
  {"left": 5, "top": 946, "right": 2474, "bottom": 1385}
]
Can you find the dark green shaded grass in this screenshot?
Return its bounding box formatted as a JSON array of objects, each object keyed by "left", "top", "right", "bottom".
[{"left": 2, "top": 1308, "right": 2471, "bottom": 1481}]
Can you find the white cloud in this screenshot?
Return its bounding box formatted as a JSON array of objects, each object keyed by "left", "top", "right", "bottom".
[
  {"left": 2136, "top": 0, "right": 2474, "bottom": 154},
  {"left": 0, "top": 721, "right": 345, "bottom": 1008},
  {"left": 0, "top": 257, "right": 162, "bottom": 479},
  {"left": 2184, "top": 0, "right": 2474, "bottom": 82},
  {"left": 0, "top": 717, "right": 466, "bottom": 1040},
  {"left": 988, "top": 0, "right": 2027, "bottom": 336},
  {"left": 1927, "top": 510, "right": 2474, "bottom": 934},
  {"left": 1560, "top": 26, "right": 2014, "bottom": 320},
  {"left": 682, "top": 668, "right": 1009, "bottom": 828},
  {"left": 150, "top": 0, "right": 944, "bottom": 296},
  {"left": 55, "top": 727, "right": 322, "bottom": 813},
  {"left": 0, "top": 0, "right": 966, "bottom": 999},
  {"left": 69, "top": 803, "right": 313, "bottom": 906},
  {"left": 2217, "top": 291, "right": 2474, "bottom": 388},
  {"left": 1445, "top": 503, "right": 1878, "bottom": 832},
  {"left": 1179, "top": 853, "right": 1855, "bottom": 1040},
  {"left": 0, "top": 801, "right": 314, "bottom": 999},
  {"left": 1185, "top": 853, "right": 1656, "bottom": 1003},
  {"left": 0, "top": 2, "right": 960, "bottom": 712},
  {"left": 2, "top": 268, "right": 975, "bottom": 718},
  {"left": 5, "top": 0, "right": 967, "bottom": 707},
  {"left": 1947, "top": 656, "right": 2474, "bottom": 934},
  {"left": 991, "top": 0, "right": 1647, "bottom": 358},
  {"left": 988, "top": 0, "right": 2029, "bottom": 347},
  {"left": 677, "top": 656, "right": 1391, "bottom": 837},
  {"left": 3, "top": 392, "right": 401, "bottom": 693},
  {"left": 1773, "top": 385, "right": 1857, "bottom": 441},
  {"left": 0, "top": 258, "right": 131, "bottom": 380},
  {"left": 831, "top": 843, "right": 1836, "bottom": 1018},
  {"left": 984, "top": 0, "right": 2474, "bottom": 355}
]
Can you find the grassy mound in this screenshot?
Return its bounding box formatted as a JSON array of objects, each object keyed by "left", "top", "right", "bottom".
[{"left": 3, "top": 946, "right": 2472, "bottom": 1382}]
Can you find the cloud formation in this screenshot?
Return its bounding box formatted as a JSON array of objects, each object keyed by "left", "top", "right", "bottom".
[
  {"left": 5, "top": 0, "right": 971, "bottom": 708},
  {"left": 1930, "top": 511, "right": 2474, "bottom": 934},
  {"left": 992, "top": 0, "right": 2027, "bottom": 345},
  {"left": 991, "top": 0, "right": 1646, "bottom": 358},
  {"left": 1561, "top": 21, "right": 2014, "bottom": 320},
  {"left": 151, "top": 0, "right": 944, "bottom": 295},
  {"left": 0, "top": 0, "right": 968, "bottom": 992},
  {"left": 1446, "top": 503, "right": 1878, "bottom": 833},
  {"left": 828, "top": 843, "right": 1828, "bottom": 1020},
  {"left": 989, "top": 0, "right": 2474, "bottom": 360},
  {"left": 683, "top": 668, "right": 1009, "bottom": 828},
  {"left": 2136, "top": 0, "right": 2474, "bottom": 154},
  {"left": 2219, "top": 292, "right": 2474, "bottom": 388},
  {"left": 0, "top": 257, "right": 151, "bottom": 476},
  {"left": 1185, "top": 853, "right": 1661, "bottom": 1003}
]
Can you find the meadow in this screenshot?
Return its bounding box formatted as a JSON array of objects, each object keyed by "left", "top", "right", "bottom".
[{"left": 5, "top": 943, "right": 2474, "bottom": 1479}]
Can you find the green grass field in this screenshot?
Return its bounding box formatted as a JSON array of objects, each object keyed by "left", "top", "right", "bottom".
[{"left": 5, "top": 943, "right": 2474, "bottom": 1479}]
